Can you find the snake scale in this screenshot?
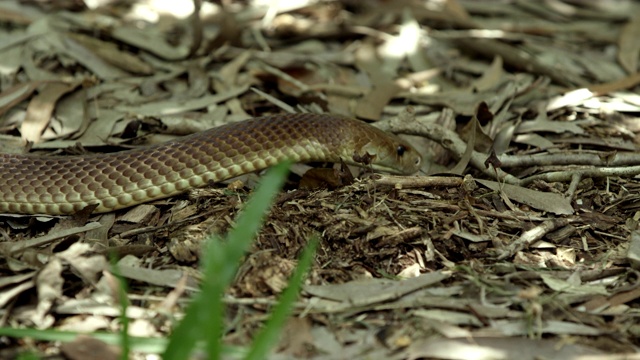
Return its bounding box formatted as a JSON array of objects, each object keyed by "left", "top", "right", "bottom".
[{"left": 0, "top": 113, "right": 421, "bottom": 215}]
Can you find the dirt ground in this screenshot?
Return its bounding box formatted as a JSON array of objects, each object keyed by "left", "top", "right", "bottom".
[{"left": 1, "top": 0, "right": 640, "bottom": 359}]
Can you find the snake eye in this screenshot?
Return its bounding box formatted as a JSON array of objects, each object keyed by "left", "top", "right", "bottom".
[{"left": 396, "top": 145, "right": 406, "bottom": 157}]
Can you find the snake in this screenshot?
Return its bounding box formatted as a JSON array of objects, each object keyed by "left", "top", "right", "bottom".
[{"left": 0, "top": 113, "right": 422, "bottom": 215}]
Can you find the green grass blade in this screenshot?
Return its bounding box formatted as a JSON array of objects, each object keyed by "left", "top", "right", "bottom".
[
  {"left": 0, "top": 327, "right": 168, "bottom": 353},
  {"left": 17, "top": 352, "right": 40, "bottom": 360},
  {"left": 107, "top": 257, "right": 131, "bottom": 360},
  {"left": 163, "top": 161, "right": 291, "bottom": 360},
  {"left": 0, "top": 327, "right": 248, "bottom": 357},
  {"left": 245, "top": 237, "right": 318, "bottom": 360}
]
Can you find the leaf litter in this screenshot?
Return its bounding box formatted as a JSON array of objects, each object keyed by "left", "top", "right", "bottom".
[{"left": 1, "top": 0, "right": 640, "bottom": 358}]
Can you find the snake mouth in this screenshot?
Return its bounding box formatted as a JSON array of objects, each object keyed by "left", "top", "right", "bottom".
[
  {"left": 359, "top": 153, "right": 421, "bottom": 175},
  {"left": 360, "top": 162, "right": 414, "bottom": 175},
  {"left": 370, "top": 164, "right": 417, "bottom": 175},
  {"left": 342, "top": 154, "right": 420, "bottom": 175}
]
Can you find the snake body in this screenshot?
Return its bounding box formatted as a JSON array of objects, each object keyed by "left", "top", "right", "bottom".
[{"left": 0, "top": 114, "right": 421, "bottom": 215}]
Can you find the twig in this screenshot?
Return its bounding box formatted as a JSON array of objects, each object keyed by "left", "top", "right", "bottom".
[
  {"left": 497, "top": 217, "right": 578, "bottom": 260},
  {"left": 497, "top": 152, "right": 640, "bottom": 168},
  {"left": 520, "top": 165, "right": 640, "bottom": 186}
]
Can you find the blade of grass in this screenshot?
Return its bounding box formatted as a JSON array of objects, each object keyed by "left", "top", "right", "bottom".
[
  {"left": 163, "top": 161, "right": 291, "bottom": 360},
  {"left": 17, "top": 352, "right": 39, "bottom": 360},
  {"left": 107, "top": 257, "right": 131, "bottom": 360},
  {"left": 0, "top": 327, "right": 167, "bottom": 353},
  {"left": 0, "top": 326, "right": 247, "bottom": 357},
  {"left": 244, "top": 237, "right": 318, "bottom": 360}
]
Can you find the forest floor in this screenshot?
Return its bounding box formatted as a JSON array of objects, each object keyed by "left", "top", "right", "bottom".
[{"left": 0, "top": 0, "right": 639, "bottom": 359}]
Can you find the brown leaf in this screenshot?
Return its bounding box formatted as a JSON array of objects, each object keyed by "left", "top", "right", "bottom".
[
  {"left": 21, "top": 81, "right": 80, "bottom": 143},
  {"left": 33, "top": 258, "right": 63, "bottom": 328},
  {"left": 618, "top": 13, "right": 640, "bottom": 74}
]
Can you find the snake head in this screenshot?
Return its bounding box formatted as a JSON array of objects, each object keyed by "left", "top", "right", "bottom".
[{"left": 354, "top": 134, "right": 422, "bottom": 175}]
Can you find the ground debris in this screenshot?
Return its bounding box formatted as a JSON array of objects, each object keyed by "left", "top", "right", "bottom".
[{"left": 1, "top": 0, "right": 640, "bottom": 358}]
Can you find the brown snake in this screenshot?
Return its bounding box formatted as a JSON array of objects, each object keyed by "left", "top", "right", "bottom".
[{"left": 0, "top": 113, "right": 422, "bottom": 215}]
